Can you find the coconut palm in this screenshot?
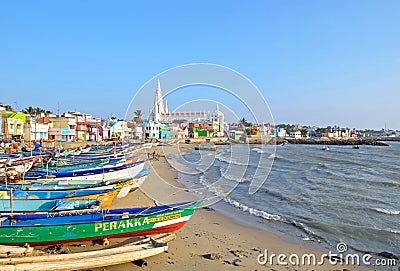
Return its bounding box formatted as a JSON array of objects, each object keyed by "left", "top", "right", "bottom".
[
  {"left": 133, "top": 109, "right": 143, "bottom": 124},
  {"left": 22, "top": 106, "right": 52, "bottom": 116}
]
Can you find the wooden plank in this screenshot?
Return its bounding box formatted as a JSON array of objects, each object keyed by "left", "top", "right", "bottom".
[
  {"left": 0, "top": 233, "right": 175, "bottom": 264},
  {"left": 1, "top": 246, "right": 167, "bottom": 271},
  {"left": 0, "top": 245, "right": 33, "bottom": 258}
]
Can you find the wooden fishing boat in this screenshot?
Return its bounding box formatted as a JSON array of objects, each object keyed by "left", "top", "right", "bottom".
[
  {"left": 0, "top": 187, "right": 118, "bottom": 212},
  {"left": 34, "top": 158, "right": 111, "bottom": 172},
  {"left": 1, "top": 178, "right": 143, "bottom": 199},
  {"left": 0, "top": 187, "right": 117, "bottom": 202},
  {"left": 0, "top": 201, "right": 200, "bottom": 246},
  {"left": 0, "top": 243, "right": 34, "bottom": 258},
  {"left": 80, "top": 146, "right": 91, "bottom": 153},
  {"left": 194, "top": 145, "right": 218, "bottom": 151},
  {"left": 0, "top": 233, "right": 174, "bottom": 271},
  {"left": 0, "top": 155, "right": 40, "bottom": 168},
  {"left": 0, "top": 198, "right": 101, "bottom": 213},
  {"left": 24, "top": 161, "right": 145, "bottom": 182}
]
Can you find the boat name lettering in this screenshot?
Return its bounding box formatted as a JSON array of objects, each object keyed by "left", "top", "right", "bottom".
[
  {"left": 94, "top": 214, "right": 182, "bottom": 232},
  {"left": 144, "top": 214, "right": 181, "bottom": 224}
]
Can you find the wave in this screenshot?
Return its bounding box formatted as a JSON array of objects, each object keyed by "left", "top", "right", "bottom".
[
  {"left": 222, "top": 196, "right": 326, "bottom": 242},
  {"left": 222, "top": 196, "right": 282, "bottom": 221},
  {"left": 373, "top": 208, "right": 400, "bottom": 215},
  {"left": 215, "top": 156, "right": 250, "bottom": 167},
  {"left": 219, "top": 167, "right": 250, "bottom": 183},
  {"left": 289, "top": 220, "right": 322, "bottom": 238}
]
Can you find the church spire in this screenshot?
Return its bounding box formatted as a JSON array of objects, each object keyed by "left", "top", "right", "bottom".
[{"left": 150, "top": 78, "right": 165, "bottom": 122}]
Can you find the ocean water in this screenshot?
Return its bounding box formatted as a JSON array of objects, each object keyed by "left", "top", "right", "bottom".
[{"left": 171, "top": 142, "right": 399, "bottom": 256}]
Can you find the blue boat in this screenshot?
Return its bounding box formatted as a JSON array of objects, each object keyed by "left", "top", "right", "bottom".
[
  {"left": 24, "top": 160, "right": 144, "bottom": 180},
  {"left": 0, "top": 198, "right": 101, "bottom": 212},
  {"left": 0, "top": 187, "right": 116, "bottom": 200}
]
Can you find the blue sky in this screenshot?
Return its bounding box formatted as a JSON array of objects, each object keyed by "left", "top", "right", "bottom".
[{"left": 1, "top": 1, "right": 399, "bottom": 129}]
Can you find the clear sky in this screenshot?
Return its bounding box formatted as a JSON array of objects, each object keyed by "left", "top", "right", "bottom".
[{"left": 1, "top": 1, "right": 399, "bottom": 130}]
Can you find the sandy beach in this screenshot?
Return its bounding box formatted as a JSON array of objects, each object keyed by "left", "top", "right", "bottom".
[{"left": 83, "top": 145, "right": 374, "bottom": 271}]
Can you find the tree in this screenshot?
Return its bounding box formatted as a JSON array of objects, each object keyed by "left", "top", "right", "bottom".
[
  {"left": 22, "top": 106, "right": 51, "bottom": 116},
  {"left": 22, "top": 106, "right": 35, "bottom": 115},
  {"left": 133, "top": 109, "right": 143, "bottom": 124},
  {"left": 239, "top": 117, "right": 252, "bottom": 127},
  {"left": 4, "top": 105, "right": 13, "bottom": 111}
]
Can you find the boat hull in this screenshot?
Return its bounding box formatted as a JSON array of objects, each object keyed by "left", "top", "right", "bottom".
[
  {"left": 30, "top": 162, "right": 145, "bottom": 183},
  {"left": 0, "top": 202, "right": 200, "bottom": 246}
]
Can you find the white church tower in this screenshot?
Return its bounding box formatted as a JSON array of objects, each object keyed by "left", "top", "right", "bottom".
[
  {"left": 212, "top": 103, "right": 224, "bottom": 132},
  {"left": 150, "top": 79, "right": 168, "bottom": 123}
]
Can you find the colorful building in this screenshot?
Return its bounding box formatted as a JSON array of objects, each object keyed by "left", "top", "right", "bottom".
[
  {"left": 108, "top": 119, "right": 131, "bottom": 140},
  {"left": 48, "top": 116, "right": 76, "bottom": 142},
  {"left": 143, "top": 120, "right": 170, "bottom": 140},
  {"left": 23, "top": 117, "right": 50, "bottom": 141},
  {"left": 1, "top": 112, "right": 26, "bottom": 140}
]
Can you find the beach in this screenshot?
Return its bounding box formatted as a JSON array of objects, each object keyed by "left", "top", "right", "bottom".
[{"left": 99, "top": 146, "right": 374, "bottom": 271}]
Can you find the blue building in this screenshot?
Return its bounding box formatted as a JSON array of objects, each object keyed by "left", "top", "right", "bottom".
[{"left": 142, "top": 120, "right": 170, "bottom": 140}]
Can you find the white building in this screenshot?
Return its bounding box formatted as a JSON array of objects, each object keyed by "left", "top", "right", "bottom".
[
  {"left": 289, "top": 130, "right": 302, "bottom": 139},
  {"left": 23, "top": 117, "right": 49, "bottom": 141},
  {"left": 275, "top": 128, "right": 287, "bottom": 138},
  {"left": 149, "top": 79, "right": 168, "bottom": 123},
  {"left": 131, "top": 126, "right": 143, "bottom": 140},
  {"left": 109, "top": 120, "right": 131, "bottom": 140}
]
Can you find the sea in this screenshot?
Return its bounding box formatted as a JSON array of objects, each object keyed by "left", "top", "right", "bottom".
[{"left": 168, "top": 141, "right": 399, "bottom": 258}]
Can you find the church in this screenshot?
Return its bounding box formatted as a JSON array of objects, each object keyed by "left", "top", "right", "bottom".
[{"left": 144, "top": 79, "right": 225, "bottom": 139}]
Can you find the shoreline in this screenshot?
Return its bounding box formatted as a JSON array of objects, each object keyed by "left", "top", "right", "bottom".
[{"left": 103, "top": 146, "right": 374, "bottom": 271}]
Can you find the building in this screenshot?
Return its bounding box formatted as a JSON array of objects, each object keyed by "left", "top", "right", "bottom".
[
  {"left": 1, "top": 112, "right": 26, "bottom": 140},
  {"left": 23, "top": 117, "right": 50, "bottom": 141},
  {"left": 229, "top": 130, "right": 245, "bottom": 141},
  {"left": 48, "top": 116, "right": 76, "bottom": 142},
  {"left": 148, "top": 80, "right": 225, "bottom": 133},
  {"left": 162, "top": 111, "right": 208, "bottom": 123},
  {"left": 142, "top": 120, "right": 170, "bottom": 140},
  {"left": 108, "top": 119, "right": 131, "bottom": 140},
  {"left": 169, "top": 123, "right": 186, "bottom": 139},
  {"left": 275, "top": 128, "right": 287, "bottom": 138},
  {"left": 149, "top": 79, "right": 168, "bottom": 123},
  {"left": 131, "top": 126, "right": 143, "bottom": 140},
  {"left": 289, "top": 129, "right": 302, "bottom": 139}
]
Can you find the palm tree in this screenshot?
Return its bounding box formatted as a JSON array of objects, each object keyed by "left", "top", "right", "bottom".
[
  {"left": 4, "top": 105, "right": 13, "bottom": 111},
  {"left": 22, "top": 106, "right": 52, "bottom": 116},
  {"left": 22, "top": 106, "right": 36, "bottom": 115},
  {"left": 133, "top": 109, "right": 143, "bottom": 124}
]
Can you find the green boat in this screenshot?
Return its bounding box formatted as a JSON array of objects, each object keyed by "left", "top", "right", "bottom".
[{"left": 0, "top": 201, "right": 200, "bottom": 246}]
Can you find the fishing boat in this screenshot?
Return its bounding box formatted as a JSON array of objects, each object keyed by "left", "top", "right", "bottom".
[
  {"left": 0, "top": 233, "right": 174, "bottom": 270},
  {"left": 2, "top": 176, "right": 145, "bottom": 199},
  {"left": 194, "top": 145, "right": 218, "bottom": 151},
  {"left": 34, "top": 158, "right": 111, "bottom": 172},
  {"left": 0, "top": 201, "right": 200, "bottom": 246},
  {"left": 23, "top": 160, "right": 145, "bottom": 182},
  {"left": 0, "top": 187, "right": 118, "bottom": 212},
  {"left": 322, "top": 146, "right": 330, "bottom": 151},
  {"left": 0, "top": 197, "right": 101, "bottom": 213},
  {"left": 353, "top": 145, "right": 360, "bottom": 149},
  {"left": 0, "top": 187, "right": 117, "bottom": 201},
  {"left": 0, "top": 155, "right": 39, "bottom": 178}
]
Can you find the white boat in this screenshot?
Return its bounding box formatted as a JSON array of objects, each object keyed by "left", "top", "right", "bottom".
[{"left": 35, "top": 162, "right": 145, "bottom": 183}]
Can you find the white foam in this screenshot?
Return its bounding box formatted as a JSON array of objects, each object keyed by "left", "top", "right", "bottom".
[
  {"left": 222, "top": 196, "right": 282, "bottom": 221},
  {"left": 374, "top": 208, "right": 400, "bottom": 215}
]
